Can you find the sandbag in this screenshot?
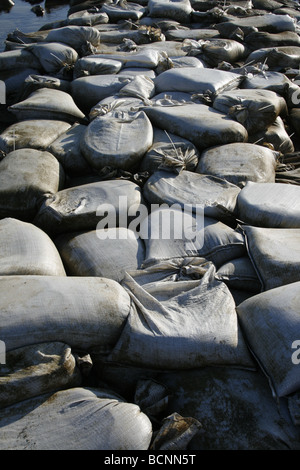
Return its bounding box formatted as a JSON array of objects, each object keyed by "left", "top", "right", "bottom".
[
  {"left": 80, "top": 110, "right": 153, "bottom": 170},
  {"left": 139, "top": 127, "right": 200, "bottom": 174},
  {"left": 0, "top": 48, "right": 41, "bottom": 72},
  {"left": 73, "top": 56, "right": 123, "bottom": 78},
  {"left": 0, "top": 387, "right": 152, "bottom": 450},
  {"left": 143, "top": 170, "right": 241, "bottom": 222},
  {"left": 100, "top": 1, "right": 147, "bottom": 21},
  {"left": 244, "top": 31, "right": 300, "bottom": 50},
  {"left": 237, "top": 281, "right": 300, "bottom": 397},
  {"left": 107, "top": 264, "right": 254, "bottom": 369},
  {"left": 217, "top": 13, "right": 297, "bottom": 34},
  {"left": 20, "top": 74, "right": 72, "bottom": 101},
  {"left": 248, "top": 116, "right": 295, "bottom": 154},
  {"left": 215, "top": 255, "right": 262, "bottom": 293},
  {"left": 8, "top": 88, "right": 86, "bottom": 123},
  {"left": 245, "top": 46, "right": 300, "bottom": 71},
  {"left": 28, "top": 42, "right": 78, "bottom": 75},
  {"left": 0, "top": 119, "right": 71, "bottom": 154},
  {"left": 0, "top": 68, "right": 39, "bottom": 104},
  {"left": 144, "top": 101, "right": 248, "bottom": 151},
  {"left": 182, "top": 38, "right": 247, "bottom": 67},
  {"left": 154, "top": 67, "right": 244, "bottom": 95},
  {"left": 196, "top": 142, "right": 278, "bottom": 187},
  {"left": 118, "top": 75, "right": 156, "bottom": 100},
  {"left": 147, "top": 0, "right": 192, "bottom": 23},
  {"left": 0, "top": 275, "right": 131, "bottom": 355},
  {"left": 55, "top": 227, "right": 145, "bottom": 282},
  {"left": 139, "top": 206, "right": 246, "bottom": 268},
  {"left": 0, "top": 148, "right": 64, "bottom": 221},
  {"left": 47, "top": 123, "right": 91, "bottom": 176},
  {"left": 212, "top": 88, "right": 287, "bottom": 134},
  {"left": 237, "top": 181, "right": 300, "bottom": 228},
  {"left": 44, "top": 25, "right": 101, "bottom": 53},
  {"left": 0, "top": 342, "right": 81, "bottom": 409},
  {"left": 89, "top": 95, "right": 146, "bottom": 120},
  {"left": 0, "top": 218, "right": 66, "bottom": 276},
  {"left": 242, "top": 225, "right": 300, "bottom": 291},
  {"left": 34, "top": 179, "right": 143, "bottom": 235}
]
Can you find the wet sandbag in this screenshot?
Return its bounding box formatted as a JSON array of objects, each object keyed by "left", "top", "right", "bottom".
[
  {"left": 196, "top": 142, "right": 278, "bottom": 188},
  {"left": 144, "top": 102, "right": 248, "bottom": 151},
  {"left": 237, "top": 282, "right": 300, "bottom": 397},
  {"left": 118, "top": 75, "right": 156, "bottom": 101},
  {"left": 182, "top": 38, "right": 247, "bottom": 67},
  {"left": 216, "top": 255, "right": 262, "bottom": 293},
  {"left": 27, "top": 42, "right": 78, "bottom": 75},
  {"left": 248, "top": 116, "right": 294, "bottom": 154},
  {"left": 143, "top": 170, "right": 241, "bottom": 222},
  {"left": 34, "top": 179, "right": 142, "bottom": 235},
  {"left": 55, "top": 227, "right": 145, "bottom": 282},
  {"left": 140, "top": 206, "right": 246, "bottom": 268},
  {"left": 0, "top": 119, "right": 71, "bottom": 154},
  {"left": 0, "top": 148, "right": 64, "bottom": 221},
  {"left": 139, "top": 127, "right": 200, "bottom": 174},
  {"left": 0, "top": 342, "right": 81, "bottom": 409},
  {"left": 0, "top": 48, "right": 41, "bottom": 72},
  {"left": 0, "top": 67, "right": 40, "bottom": 104},
  {"left": 67, "top": 10, "right": 109, "bottom": 27},
  {"left": 212, "top": 88, "right": 287, "bottom": 134},
  {"left": 237, "top": 181, "right": 300, "bottom": 228},
  {"left": 0, "top": 387, "right": 152, "bottom": 450},
  {"left": 44, "top": 25, "right": 101, "bottom": 53},
  {"left": 107, "top": 264, "right": 254, "bottom": 369},
  {"left": 0, "top": 275, "right": 131, "bottom": 355},
  {"left": 0, "top": 218, "right": 66, "bottom": 276},
  {"left": 81, "top": 110, "right": 153, "bottom": 171},
  {"left": 147, "top": 0, "right": 192, "bottom": 23},
  {"left": 154, "top": 67, "right": 244, "bottom": 95},
  {"left": 20, "top": 74, "right": 72, "bottom": 101},
  {"left": 244, "top": 30, "right": 300, "bottom": 50},
  {"left": 8, "top": 88, "right": 86, "bottom": 124},
  {"left": 100, "top": 1, "right": 147, "bottom": 21},
  {"left": 159, "top": 367, "right": 300, "bottom": 450},
  {"left": 47, "top": 123, "right": 91, "bottom": 176},
  {"left": 245, "top": 46, "right": 300, "bottom": 71},
  {"left": 89, "top": 95, "right": 145, "bottom": 120},
  {"left": 217, "top": 13, "right": 297, "bottom": 34},
  {"left": 71, "top": 74, "right": 135, "bottom": 114},
  {"left": 242, "top": 225, "right": 300, "bottom": 291},
  {"left": 73, "top": 56, "right": 123, "bottom": 78}
]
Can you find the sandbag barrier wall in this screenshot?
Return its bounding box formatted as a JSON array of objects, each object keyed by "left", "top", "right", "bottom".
[{"left": 0, "top": 0, "right": 299, "bottom": 451}]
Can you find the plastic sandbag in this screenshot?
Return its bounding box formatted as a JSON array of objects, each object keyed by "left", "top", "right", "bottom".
[
  {"left": 100, "top": 1, "right": 147, "bottom": 21},
  {"left": 248, "top": 116, "right": 295, "bottom": 154},
  {"left": 237, "top": 181, "right": 300, "bottom": 228},
  {"left": 73, "top": 56, "right": 123, "bottom": 78},
  {"left": 8, "top": 88, "right": 86, "bottom": 123},
  {"left": 81, "top": 110, "right": 153, "bottom": 171},
  {"left": 28, "top": 42, "right": 78, "bottom": 75},
  {"left": 0, "top": 387, "right": 152, "bottom": 450},
  {"left": 217, "top": 14, "right": 297, "bottom": 34},
  {"left": 0, "top": 120, "right": 71, "bottom": 154},
  {"left": 216, "top": 255, "right": 262, "bottom": 293},
  {"left": 244, "top": 31, "right": 300, "bottom": 50},
  {"left": 147, "top": 0, "right": 192, "bottom": 23},
  {"left": 34, "top": 179, "right": 142, "bottom": 235},
  {"left": 55, "top": 228, "right": 145, "bottom": 282},
  {"left": 0, "top": 342, "right": 81, "bottom": 409},
  {"left": 20, "top": 74, "right": 71, "bottom": 101},
  {"left": 237, "top": 281, "right": 300, "bottom": 397},
  {"left": 245, "top": 46, "right": 300, "bottom": 71},
  {"left": 0, "top": 275, "right": 131, "bottom": 355},
  {"left": 0, "top": 48, "right": 41, "bottom": 72},
  {"left": 44, "top": 25, "right": 101, "bottom": 53},
  {"left": 196, "top": 142, "right": 278, "bottom": 187},
  {"left": 0, "top": 148, "right": 64, "bottom": 221},
  {"left": 107, "top": 264, "right": 254, "bottom": 369},
  {"left": 0, "top": 218, "right": 66, "bottom": 276},
  {"left": 182, "top": 38, "right": 247, "bottom": 67},
  {"left": 242, "top": 225, "right": 300, "bottom": 291},
  {"left": 212, "top": 88, "right": 287, "bottom": 134}
]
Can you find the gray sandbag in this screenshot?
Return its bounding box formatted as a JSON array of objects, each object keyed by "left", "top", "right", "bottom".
[
  {"left": 236, "top": 181, "right": 300, "bottom": 228},
  {"left": 0, "top": 387, "right": 152, "bottom": 450},
  {"left": 8, "top": 88, "right": 86, "bottom": 123},
  {"left": 0, "top": 120, "right": 71, "bottom": 154},
  {"left": 159, "top": 367, "right": 300, "bottom": 450},
  {"left": 154, "top": 67, "right": 244, "bottom": 95},
  {"left": 147, "top": 0, "right": 192, "bottom": 23},
  {"left": 196, "top": 142, "right": 278, "bottom": 187},
  {"left": 215, "top": 255, "right": 262, "bottom": 293},
  {"left": 81, "top": 110, "right": 153, "bottom": 171},
  {"left": 91, "top": 48, "right": 166, "bottom": 68},
  {"left": 100, "top": 1, "right": 147, "bottom": 21},
  {"left": 47, "top": 123, "right": 91, "bottom": 176},
  {"left": 139, "top": 206, "right": 246, "bottom": 268},
  {"left": 73, "top": 56, "right": 123, "bottom": 78},
  {"left": 0, "top": 342, "right": 81, "bottom": 409},
  {"left": 182, "top": 38, "right": 247, "bottom": 67},
  {"left": 44, "top": 25, "right": 101, "bottom": 53},
  {"left": 164, "top": 27, "right": 220, "bottom": 42},
  {"left": 0, "top": 48, "right": 41, "bottom": 72},
  {"left": 107, "top": 264, "right": 254, "bottom": 369},
  {"left": 0, "top": 68, "right": 40, "bottom": 104},
  {"left": 118, "top": 75, "right": 156, "bottom": 100},
  {"left": 212, "top": 88, "right": 287, "bottom": 134},
  {"left": 89, "top": 95, "right": 146, "bottom": 120},
  {"left": 27, "top": 42, "right": 78, "bottom": 75},
  {"left": 139, "top": 127, "right": 200, "bottom": 174},
  {"left": 245, "top": 46, "right": 300, "bottom": 71},
  {"left": 20, "top": 74, "right": 72, "bottom": 101},
  {"left": 144, "top": 101, "right": 248, "bottom": 151},
  {"left": 248, "top": 116, "right": 294, "bottom": 154},
  {"left": 244, "top": 31, "right": 300, "bottom": 50},
  {"left": 0, "top": 275, "right": 131, "bottom": 355},
  {"left": 0, "top": 148, "right": 64, "bottom": 221},
  {"left": 34, "top": 179, "right": 143, "bottom": 235},
  {"left": 0, "top": 218, "right": 66, "bottom": 276},
  {"left": 242, "top": 225, "right": 300, "bottom": 291},
  {"left": 217, "top": 13, "right": 297, "bottom": 34},
  {"left": 237, "top": 281, "right": 300, "bottom": 397},
  {"left": 143, "top": 170, "right": 241, "bottom": 222},
  {"left": 55, "top": 228, "right": 145, "bottom": 282},
  {"left": 67, "top": 10, "right": 109, "bottom": 26}
]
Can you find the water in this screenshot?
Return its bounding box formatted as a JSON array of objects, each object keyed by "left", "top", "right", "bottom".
[{"left": 0, "top": 0, "right": 71, "bottom": 51}]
